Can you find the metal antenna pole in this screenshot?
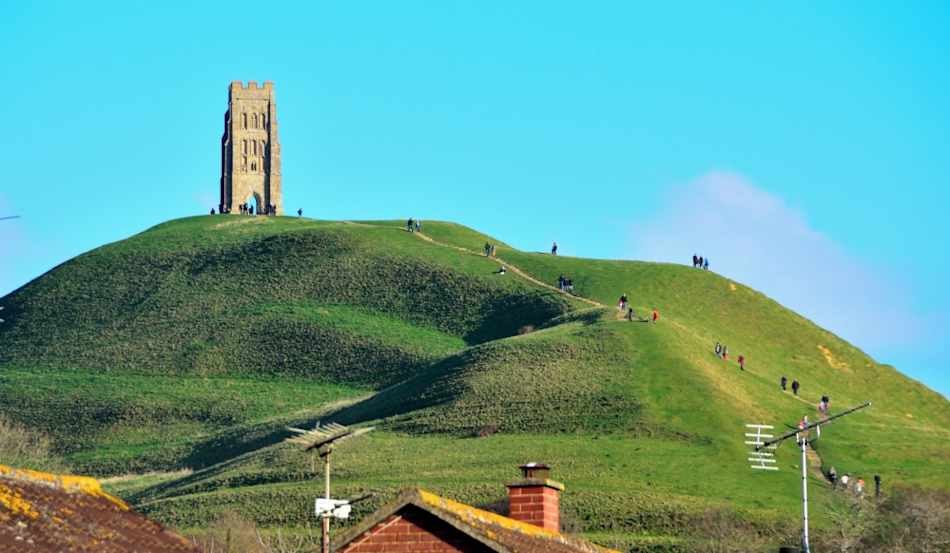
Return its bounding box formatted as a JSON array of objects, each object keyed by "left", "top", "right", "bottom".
[
  {"left": 323, "top": 448, "right": 331, "bottom": 553},
  {"left": 799, "top": 434, "right": 810, "bottom": 553}
]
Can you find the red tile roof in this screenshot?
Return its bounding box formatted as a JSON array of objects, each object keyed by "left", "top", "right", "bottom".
[{"left": 0, "top": 465, "right": 198, "bottom": 553}]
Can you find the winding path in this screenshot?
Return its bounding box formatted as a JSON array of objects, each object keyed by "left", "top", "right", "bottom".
[{"left": 406, "top": 228, "right": 604, "bottom": 308}]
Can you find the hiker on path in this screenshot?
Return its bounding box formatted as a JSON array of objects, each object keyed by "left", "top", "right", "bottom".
[
  {"left": 841, "top": 474, "right": 850, "bottom": 490},
  {"left": 722, "top": 345, "right": 729, "bottom": 360},
  {"left": 791, "top": 379, "right": 800, "bottom": 396},
  {"left": 715, "top": 342, "right": 722, "bottom": 357},
  {"left": 703, "top": 257, "right": 709, "bottom": 270},
  {"left": 618, "top": 294, "right": 628, "bottom": 311},
  {"left": 855, "top": 478, "right": 865, "bottom": 497},
  {"left": 652, "top": 308, "right": 659, "bottom": 323},
  {"left": 210, "top": 208, "right": 216, "bottom": 215},
  {"left": 490, "top": 244, "right": 496, "bottom": 257},
  {"left": 693, "top": 254, "right": 698, "bottom": 268},
  {"left": 407, "top": 218, "right": 414, "bottom": 232},
  {"left": 738, "top": 355, "right": 745, "bottom": 371},
  {"left": 818, "top": 395, "right": 830, "bottom": 418},
  {"left": 781, "top": 376, "right": 788, "bottom": 391},
  {"left": 497, "top": 265, "right": 507, "bottom": 275},
  {"left": 558, "top": 275, "right": 565, "bottom": 290},
  {"left": 298, "top": 208, "right": 303, "bottom": 217},
  {"left": 627, "top": 307, "right": 635, "bottom": 321},
  {"left": 484, "top": 243, "right": 491, "bottom": 256},
  {"left": 415, "top": 219, "right": 422, "bottom": 232},
  {"left": 249, "top": 205, "right": 255, "bottom": 215},
  {"left": 829, "top": 466, "right": 838, "bottom": 489},
  {"left": 698, "top": 256, "right": 704, "bottom": 269},
  {"left": 874, "top": 475, "right": 881, "bottom": 498},
  {"left": 551, "top": 242, "right": 558, "bottom": 255}
]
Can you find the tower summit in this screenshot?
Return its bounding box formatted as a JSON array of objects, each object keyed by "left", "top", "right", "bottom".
[{"left": 219, "top": 81, "right": 282, "bottom": 214}]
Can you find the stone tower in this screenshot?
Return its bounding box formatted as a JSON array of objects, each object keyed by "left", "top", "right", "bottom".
[{"left": 219, "top": 81, "right": 282, "bottom": 214}]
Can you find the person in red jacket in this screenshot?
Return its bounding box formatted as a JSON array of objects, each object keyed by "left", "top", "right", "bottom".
[{"left": 652, "top": 308, "right": 659, "bottom": 323}]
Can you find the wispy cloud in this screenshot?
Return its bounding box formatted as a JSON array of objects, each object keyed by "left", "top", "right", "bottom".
[{"left": 630, "top": 171, "right": 920, "bottom": 349}]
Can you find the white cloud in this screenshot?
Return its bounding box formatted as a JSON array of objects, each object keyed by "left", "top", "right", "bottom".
[{"left": 630, "top": 171, "right": 920, "bottom": 349}]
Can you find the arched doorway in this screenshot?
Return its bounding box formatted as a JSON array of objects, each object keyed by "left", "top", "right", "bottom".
[{"left": 246, "top": 193, "right": 260, "bottom": 215}]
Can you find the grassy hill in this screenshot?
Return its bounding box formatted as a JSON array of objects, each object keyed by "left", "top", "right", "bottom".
[{"left": 2, "top": 215, "right": 948, "bottom": 551}]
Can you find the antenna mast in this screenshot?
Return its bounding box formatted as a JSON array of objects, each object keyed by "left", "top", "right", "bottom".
[
  {"left": 286, "top": 422, "right": 374, "bottom": 553},
  {"left": 746, "top": 401, "right": 871, "bottom": 553}
]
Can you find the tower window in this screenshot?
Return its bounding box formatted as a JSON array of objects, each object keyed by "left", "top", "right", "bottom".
[
  {"left": 261, "top": 113, "right": 266, "bottom": 127},
  {"left": 251, "top": 161, "right": 257, "bottom": 171},
  {"left": 252, "top": 113, "right": 258, "bottom": 128},
  {"left": 242, "top": 155, "right": 248, "bottom": 171},
  {"left": 242, "top": 140, "right": 247, "bottom": 154},
  {"left": 242, "top": 113, "right": 247, "bottom": 129}
]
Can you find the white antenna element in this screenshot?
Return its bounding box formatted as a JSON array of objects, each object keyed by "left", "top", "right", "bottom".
[
  {"left": 744, "top": 424, "right": 778, "bottom": 471},
  {"left": 315, "top": 498, "right": 352, "bottom": 520}
]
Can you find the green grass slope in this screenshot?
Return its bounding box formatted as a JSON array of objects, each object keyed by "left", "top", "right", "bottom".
[{"left": 2, "top": 216, "right": 949, "bottom": 550}]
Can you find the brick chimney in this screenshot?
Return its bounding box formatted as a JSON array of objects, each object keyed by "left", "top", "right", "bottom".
[{"left": 506, "top": 463, "right": 564, "bottom": 532}]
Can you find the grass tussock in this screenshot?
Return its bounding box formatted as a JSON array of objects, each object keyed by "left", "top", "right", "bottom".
[{"left": 0, "top": 414, "right": 67, "bottom": 472}]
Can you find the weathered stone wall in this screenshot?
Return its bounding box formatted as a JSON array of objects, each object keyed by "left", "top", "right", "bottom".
[{"left": 219, "top": 81, "right": 282, "bottom": 214}]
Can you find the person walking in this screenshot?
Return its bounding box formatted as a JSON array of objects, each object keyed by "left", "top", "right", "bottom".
[
  {"left": 791, "top": 379, "right": 800, "bottom": 396},
  {"left": 407, "top": 218, "right": 414, "bottom": 232},
  {"left": 703, "top": 257, "right": 709, "bottom": 270},
  {"left": 652, "top": 308, "right": 659, "bottom": 324},
  {"left": 693, "top": 254, "right": 698, "bottom": 268},
  {"left": 715, "top": 342, "right": 722, "bottom": 357},
  {"left": 874, "top": 474, "right": 881, "bottom": 498},
  {"left": 297, "top": 208, "right": 303, "bottom": 217},
  {"left": 722, "top": 345, "right": 729, "bottom": 361},
  {"left": 618, "top": 294, "right": 628, "bottom": 311},
  {"left": 551, "top": 242, "right": 558, "bottom": 255},
  {"left": 415, "top": 219, "right": 422, "bottom": 232},
  {"left": 738, "top": 355, "right": 745, "bottom": 371},
  {"left": 781, "top": 375, "right": 788, "bottom": 391},
  {"left": 829, "top": 466, "right": 838, "bottom": 489}
]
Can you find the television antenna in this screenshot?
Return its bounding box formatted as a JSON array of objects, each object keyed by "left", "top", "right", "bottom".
[
  {"left": 747, "top": 401, "right": 871, "bottom": 553},
  {"left": 285, "top": 422, "right": 374, "bottom": 553}
]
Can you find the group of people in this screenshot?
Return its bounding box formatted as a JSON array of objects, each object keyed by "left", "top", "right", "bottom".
[
  {"left": 209, "top": 203, "right": 279, "bottom": 215},
  {"left": 691, "top": 254, "right": 710, "bottom": 270},
  {"left": 557, "top": 274, "right": 574, "bottom": 292},
  {"left": 828, "top": 468, "right": 880, "bottom": 499},
  {"left": 714, "top": 342, "right": 748, "bottom": 369},
  {"left": 617, "top": 294, "right": 659, "bottom": 323},
  {"left": 484, "top": 243, "right": 497, "bottom": 257},
  {"left": 406, "top": 218, "right": 422, "bottom": 233},
  {"left": 780, "top": 375, "right": 801, "bottom": 395},
  {"left": 714, "top": 341, "right": 731, "bottom": 360}
]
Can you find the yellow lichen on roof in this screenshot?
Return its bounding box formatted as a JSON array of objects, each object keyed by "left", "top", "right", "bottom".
[
  {"left": 0, "top": 481, "right": 39, "bottom": 520},
  {"left": 416, "top": 489, "right": 620, "bottom": 553},
  {"left": 0, "top": 465, "right": 129, "bottom": 511}
]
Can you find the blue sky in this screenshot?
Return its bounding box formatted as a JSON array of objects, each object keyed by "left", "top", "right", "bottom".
[{"left": 1, "top": 1, "right": 947, "bottom": 397}]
